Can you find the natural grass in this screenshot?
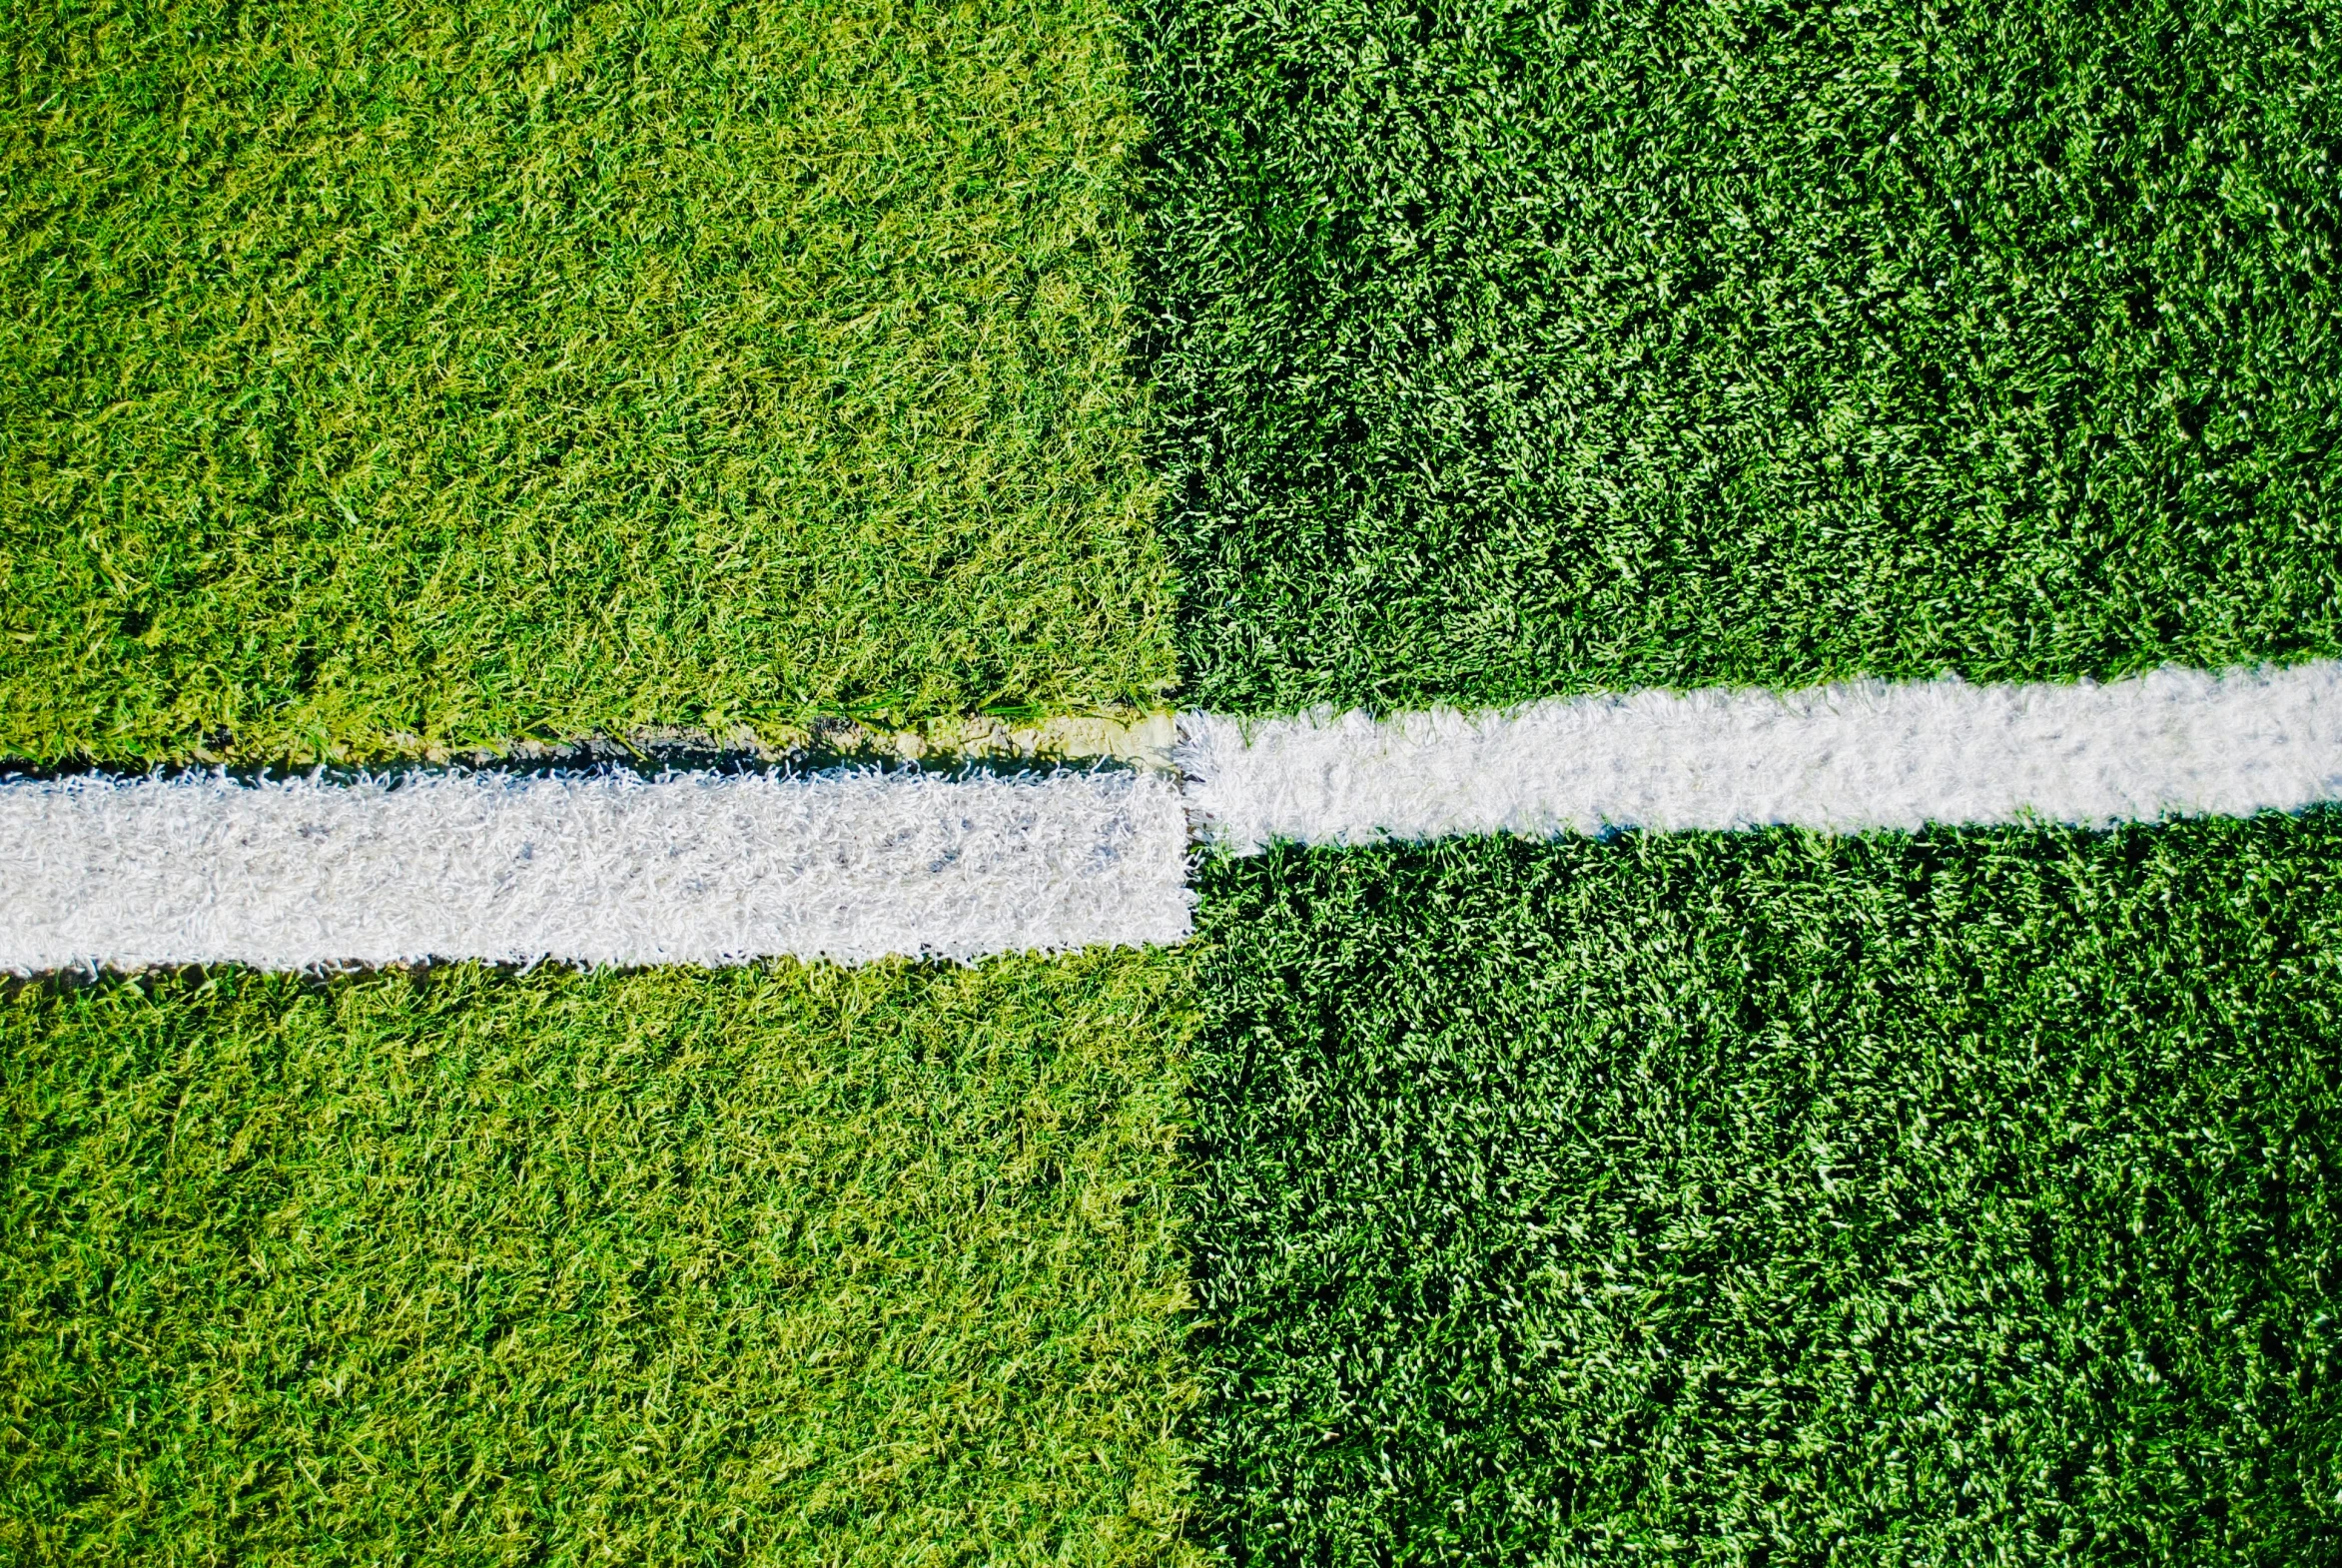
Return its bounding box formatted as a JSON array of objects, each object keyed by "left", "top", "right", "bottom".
[
  {"left": 1, "top": 0, "right": 1173, "bottom": 766},
  {"left": 0, "top": 952, "right": 1205, "bottom": 1565},
  {"left": 1188, "top": 814, "right": 2342, "bottom": 1564},
  {"left": 1140, "top": 0, "right": 2342, "bottom": 714}
]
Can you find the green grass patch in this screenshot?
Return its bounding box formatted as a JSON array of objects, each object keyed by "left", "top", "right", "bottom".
[
  {"left": 1187, "top": 816, "right": 2342, "bottom": 1563},
  {"left": 2, "top": 0, "right": 1173, "bottom": 765},
  {"left": 1140, "top": 0, "right": 2342, "bottom": 714},
  {"left": 1, "top": 953, "right": 1204, "bottom": 1565}
]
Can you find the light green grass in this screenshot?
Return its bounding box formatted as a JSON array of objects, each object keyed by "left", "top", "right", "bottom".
[
  {"left": 1189, "top": 815, "right": 2342, "bottom": 1564},
  {"left": 1, "top": 953, "right": 1204, "bottom": 1565},
  {"left": 1, "top": 0, "right": 1173, "bottom": 765}
]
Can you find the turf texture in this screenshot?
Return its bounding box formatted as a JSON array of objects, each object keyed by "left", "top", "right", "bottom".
[
  {"left": 1, "top": 954, "right": 1203, "bottom": 1565},
  {"left": 1140, "top": 0, "right": 2342, "bottom": 714},
  {"left": 1187, "top": 814, "right": 2342, "bottom": 1563},
  {"left": 1, "top": 0, "right": 1172, "bottom": 765}
]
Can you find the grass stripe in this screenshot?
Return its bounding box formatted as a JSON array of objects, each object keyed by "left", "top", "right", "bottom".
[
  {"left": 1, "top": 955, "right": 1205, "bottom": 1564},
  {"left": 3, "top": 0, "right": 1171, "bottom": 764},
  {"left": 1139, "top": 0, "right": 2342, "bottom": 714},
  {"left": 1187, "top": 814, "right": 2342, "bottom": 1562}
]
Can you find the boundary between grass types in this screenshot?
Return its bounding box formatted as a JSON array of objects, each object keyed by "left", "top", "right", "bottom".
[
  {"left": 1180, "top": 660, "right": 2342, "bottom": 853},
  {"left": 0, "top": 765, "right": 1191, "bottom": 973}
]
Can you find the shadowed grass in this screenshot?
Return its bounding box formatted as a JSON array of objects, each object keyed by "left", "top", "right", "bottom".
[
  {"left": 1140, "top": 0, "right": 2342, "bottom": 714},
  {"left": 1188, "top": 814, "right": 2342, "bottom": 1564},
  {"left": 2, "top": 0, "right": 1173, "bottom": 765},
  {"left": 1, "top": 952, "right": 1204, "bottom": 1565}
]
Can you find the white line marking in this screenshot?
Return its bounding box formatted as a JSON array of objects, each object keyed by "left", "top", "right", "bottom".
[
  {"left": 1177, "top": 661, "right": 2342, "bottom": 853},
  {"left": 0, "top": 766, "right": 1191, "bottom": 973},
  {"left": 10, "top": 661, "right": 2337, "bottom": 973}
]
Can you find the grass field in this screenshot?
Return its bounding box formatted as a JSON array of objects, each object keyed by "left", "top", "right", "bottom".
[
  {"left": 1, "top": 954, "right": 1202, "bottom": 1565},
  {"left": 1140, "top": 0, "right": 2342, "bottom": 715},
  {"left": 1186, "top": 814, "right": 2342, "bottom": 1563},
  {"left": 12, "top": 0, "right": 2342, "bottom": 1561},
  {"left": 1153, "top": 8, "right": 2342, "bottom": 1557},
  {"left": 1, "top": 0, "right": 1173, "bottom": 765}
]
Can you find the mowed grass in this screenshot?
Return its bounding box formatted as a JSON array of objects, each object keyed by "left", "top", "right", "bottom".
[
  {"left": 1188, "top": 816, "right": 2342, "bottom": 1564},
  {"left": 1141, "top": 0, "right": 2342, "bottom": 714},
  {"left": 1, "top": 0, "right": 1173, "bottom": 765},
  {"left": 0, "top": 954, "right": 1205, "bottom": 1565}
]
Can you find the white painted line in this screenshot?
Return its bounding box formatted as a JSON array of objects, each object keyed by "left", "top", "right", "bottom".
[
  {"left": 12, "top": 661, "right": 2336, "bottom": 974},
  {"left": 1178, "top": 661, "right": 2342, "bottom": 853},
  {"left": 0, "top": 766, "right": 1191, "bottom": 974}
]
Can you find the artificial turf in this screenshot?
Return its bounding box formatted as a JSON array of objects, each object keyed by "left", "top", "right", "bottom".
[
  {"left": 1140, "top": 0, "right": 2342, "bottom": 715},
  {"left": 1, "top": 953, "right": 1204, "bottom": 1565},
  {"left": 1186, "top": 814, "right": 2342, "bottom": 1563},
  {"left": 1, "top": 0, "right": 1173, "bottom": 766}
]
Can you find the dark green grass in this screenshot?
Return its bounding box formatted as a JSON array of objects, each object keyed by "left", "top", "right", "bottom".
[
  {"left": 1140, "top": 0, "right": 2342, "bottom": 714},
  {"left": 1, "top": 0, "right": 1173, "bottom": 765},
  {"left": 1, "top": 953, "right": 1206, "bottom": 1565},
  {"left": 1186, "top": 815, "right": 2342, "bottom": 1564}
]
